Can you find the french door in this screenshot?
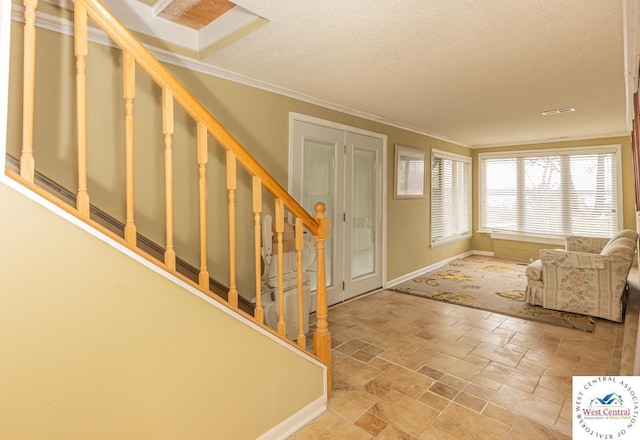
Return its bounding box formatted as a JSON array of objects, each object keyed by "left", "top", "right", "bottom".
[{"left": 290, "top": 116, "right": 385, "bottom": 306}]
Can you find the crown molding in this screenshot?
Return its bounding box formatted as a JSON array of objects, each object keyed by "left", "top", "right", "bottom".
[{"left": 470, "top": 132, "right": 631, "bottom": 149}]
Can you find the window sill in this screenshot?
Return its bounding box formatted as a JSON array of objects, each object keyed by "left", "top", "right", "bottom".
[
  {"left": 431, "top": 233, "right": 473, "bottom": 248},
  {"left": 478, "top": 230, "right": 565, "bottom": 246}
]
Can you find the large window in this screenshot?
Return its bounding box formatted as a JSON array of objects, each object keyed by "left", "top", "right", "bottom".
[
  {"left": 478, "top": 145, "right": 622, "bottom": 240},
  {"left": 431, "top": 149, "right": 472, "bottom": 245}
]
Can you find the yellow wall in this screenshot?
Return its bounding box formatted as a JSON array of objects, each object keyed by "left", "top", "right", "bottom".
[
  {"left": 471, "top": 136, "right": 635, "bottom": 261},
  {"left": 6, "top": 19, "right": 473, "bottom": 289},
  {"left": 0, "top": 181, "right": 325, "bottom": 439},
  {"left": 9, "top": 9, "right": 633, "bottom": 289}
]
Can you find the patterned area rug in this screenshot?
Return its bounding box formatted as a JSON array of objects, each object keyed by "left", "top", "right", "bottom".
[{"left": 390, "top": 256, "right": 596, "bottom": 332}]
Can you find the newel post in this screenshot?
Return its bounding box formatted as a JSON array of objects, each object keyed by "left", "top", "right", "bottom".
[{"left": 313, "top": 202, "right": 332, "bottom": 395}]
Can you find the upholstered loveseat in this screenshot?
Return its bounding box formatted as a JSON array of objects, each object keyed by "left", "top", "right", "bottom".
[{"left": 525, "top": 229, "right": 638, "bottom": 322}]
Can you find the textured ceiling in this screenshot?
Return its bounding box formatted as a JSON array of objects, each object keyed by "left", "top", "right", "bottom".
[{"left": 122, "top": 1, "right": 639, "bottom": 147}]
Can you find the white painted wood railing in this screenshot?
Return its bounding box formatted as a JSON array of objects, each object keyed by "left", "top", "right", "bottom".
[{"left": 16, "top": 0, "right": 332, "bottom": 391}]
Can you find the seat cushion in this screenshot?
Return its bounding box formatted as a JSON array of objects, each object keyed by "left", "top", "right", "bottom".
[{"left": 525, "top": 259, "right": 542, "bottom": 281}]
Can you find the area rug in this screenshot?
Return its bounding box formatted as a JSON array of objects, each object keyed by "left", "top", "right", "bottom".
[{"left": 390, "top": 256, "right": 596, "bottom": 332}]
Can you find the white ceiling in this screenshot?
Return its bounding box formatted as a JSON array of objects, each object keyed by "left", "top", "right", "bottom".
[{"left": 84, "top": 1, "right": 640, "bottom": 147}]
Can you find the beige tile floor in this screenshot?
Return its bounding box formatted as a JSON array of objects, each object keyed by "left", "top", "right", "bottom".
[{"left": 289, "top": 271, "right": 640, "bottom": 440}]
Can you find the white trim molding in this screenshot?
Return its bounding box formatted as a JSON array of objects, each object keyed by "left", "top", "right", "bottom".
[
  {"left": 385, "top": 250, "right": 477, "bottom": 288},
  {"left": 256, "top": 397, "right": 326, "bottom": 440}
]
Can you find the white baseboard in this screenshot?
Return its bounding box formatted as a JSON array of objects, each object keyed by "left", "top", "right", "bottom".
[
  {"left": 472, "top": 250, "right": 495, "bottom": 257},
  {"left": 256, "top": 396, "right": 327, "bottom": 440},
  {"left": 384, "top": 250, "right": 494, "bottom": 288}
]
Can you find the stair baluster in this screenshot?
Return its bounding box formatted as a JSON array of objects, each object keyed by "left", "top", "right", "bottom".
[
  {"left": 123, "top": 51, "right": 137, "bottom": 245},
  {"left": 275, "top": 199, "right": 286, "bottom": 337},
  {"left": 226, "top": 151, "right": 239, "bottom": 307},
  {"left": 252, "top": 176, "right": 264, "bottom": 323},
  {"left": 197, "top": 122, "right": 210, "bottom": 287},
  {"left": 295, "top": 217, "right": 306, "bottom": 348},
  {"left": 20, "top": 0, "right": 37, "bottom": 183},
  {"left": 74, "top": 1, "right": 90, "bottom": 216},
  {"left": 163, "top": 89, "right": 177, "bottom": 270}
]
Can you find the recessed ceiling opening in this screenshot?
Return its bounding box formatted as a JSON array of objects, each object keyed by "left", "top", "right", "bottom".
[{"left": 157, "top": 0, "right": 237, "bottom": 30}]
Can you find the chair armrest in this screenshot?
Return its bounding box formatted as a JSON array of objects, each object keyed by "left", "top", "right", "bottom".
[
  {"left": 525, "top": 259, "right": 542, "bottom": 281},
  {"left": 565, "top": 235, "right": 610, "bottom": 253}
]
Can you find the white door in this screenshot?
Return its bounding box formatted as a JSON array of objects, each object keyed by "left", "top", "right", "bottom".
[{"left": 290, "top": 118, "right": 384, "bottom": 306}]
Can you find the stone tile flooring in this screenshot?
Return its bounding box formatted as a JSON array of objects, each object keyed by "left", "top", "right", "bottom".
[{"left": 289, "top": 272, "right": 639, "bottom": 439}]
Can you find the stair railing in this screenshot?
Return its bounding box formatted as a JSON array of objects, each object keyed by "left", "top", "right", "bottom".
[{"left": 16, "top": 0, "right": 331, "bottom": 389}]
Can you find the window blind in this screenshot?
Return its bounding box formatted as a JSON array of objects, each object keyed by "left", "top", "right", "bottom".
[
  {"left": 479, "top": 146, "right": 621, "bottom": 238},
  {"left": 431, "top": 149, "right": 472, "bottom": 245},
  {"left": 397, "top": 156, "right": 425, "bottom": 196}
]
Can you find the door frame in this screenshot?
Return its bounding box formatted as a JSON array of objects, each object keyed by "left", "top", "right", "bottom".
[{"left": 288, "top": 112, "right": 388, "bottom": 303}]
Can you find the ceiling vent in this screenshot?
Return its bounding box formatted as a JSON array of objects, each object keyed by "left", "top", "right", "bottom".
[{"left": 541, "top": 107, "right": 576, "bottom": 116}]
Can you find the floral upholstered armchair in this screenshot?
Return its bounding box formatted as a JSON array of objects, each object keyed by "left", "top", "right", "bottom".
[{"left": 525, "top": 229, "right": 638, "bottom": 322}]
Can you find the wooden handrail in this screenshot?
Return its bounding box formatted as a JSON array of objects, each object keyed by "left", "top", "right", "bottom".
[{"left": 74, "top": 0, "right": 320, "bottom": 235}]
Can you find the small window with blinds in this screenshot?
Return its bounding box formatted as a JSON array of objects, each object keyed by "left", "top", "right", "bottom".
[
  {"left": 478, "top": 145, "right": 622, "bottom": 239},
  {"left": 431, "top": 149, "right": 472, "bottom": 246},
  {"left": 395, "top": 145, "right": 425, "bottom": 199}
]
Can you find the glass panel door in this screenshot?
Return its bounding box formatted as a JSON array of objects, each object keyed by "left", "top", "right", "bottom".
[
  {"left": 292, "top": 120, "right": 344, "bottom": 306},
  {"left": 291, "top": 117, "right": 384, "bottom": 306},
  {"left": 302, "top": 138, "right": 336, "bottom": 291},
  {"left": 345, "top": 131, "right": 383, "bottom": 299},
  {"left": 351, "top": 147, "right": 376, "bottom": 279}
]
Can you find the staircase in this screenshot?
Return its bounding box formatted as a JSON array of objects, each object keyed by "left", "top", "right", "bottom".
[{"left": 0, "top": 0, "right": 331, "bottom": 437}]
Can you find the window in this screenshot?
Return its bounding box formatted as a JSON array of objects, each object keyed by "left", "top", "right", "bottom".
[
  {"left": 478, "top": 145, "right": 622, "bottom": 240},
  {"left": 395, "top": 145, "right": 425, "bottom": 198},
  {"left": 431, "top": 149, "right": 472, "bottom": 245}
]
